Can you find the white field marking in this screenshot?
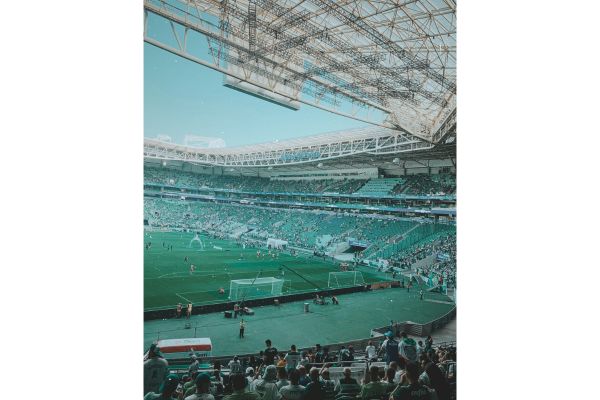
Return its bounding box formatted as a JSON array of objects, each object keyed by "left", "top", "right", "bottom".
[
  {"left": 425, "top": 299, "right": 454, "bottom": 305},
  {"left": 177, "top": 289, "right": 222, "bottom": 296},
  {"left": 175, "top": 292, "right": 192, "bottom": 303}
]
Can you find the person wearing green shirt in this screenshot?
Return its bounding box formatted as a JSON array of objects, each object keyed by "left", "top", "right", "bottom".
[
  {"left": 223, "top": 374, "right": 262, "bottom": 400},
  {"left": 144, "top": 374, "right": 180, "bottom": 400},
  {"left": 391, "top": 362, "right": 437, "bottom": 400},
  {"left": 334, "top": 367, "right": 361, "bottom": 400},
  {"left": 358, "top": 366, "right": 389, "bottom": 400}
]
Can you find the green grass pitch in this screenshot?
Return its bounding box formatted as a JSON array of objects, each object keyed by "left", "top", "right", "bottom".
[{"left": 144, "top": 231, "right": 392, "bottom": 310}]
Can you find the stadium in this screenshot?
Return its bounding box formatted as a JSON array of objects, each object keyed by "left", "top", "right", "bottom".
[{"left": 144, "top": 0, "right": 456, "bottom": 399}]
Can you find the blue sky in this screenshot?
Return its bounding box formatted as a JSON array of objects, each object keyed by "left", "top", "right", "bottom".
[
  {"left": 144, "top": 41, "right": 371, "bottom": 147},
  {"left": 144, "top": 43, "right": 366, "bottom": 146}
]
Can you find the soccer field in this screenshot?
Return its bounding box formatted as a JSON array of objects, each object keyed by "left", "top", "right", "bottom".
[{"left": 144, "top": 231, "right": 390, "bottom": 310}]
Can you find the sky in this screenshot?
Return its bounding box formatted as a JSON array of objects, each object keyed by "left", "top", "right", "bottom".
[{"left": 144, "top": 41, "right": 369, "bottom": 148}]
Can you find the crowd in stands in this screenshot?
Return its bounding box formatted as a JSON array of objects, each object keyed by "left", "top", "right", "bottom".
[
  {"left": 145, "top": 167, "right": 455, "bottom": 197},
  {"left": 392, "top": 175, "right": 456, "bottom": 196},
  {"left": 145, "top": 167, "right": 367, "bottom": 195},
  {"left": 143, "top": 198, "right": 445, "bottom": 253},
  {"left": 389, "top": 234, "right": 457, "bottom": 289},
  {"left": 144, "top": 334, "right": 456, "bottom": 400}
]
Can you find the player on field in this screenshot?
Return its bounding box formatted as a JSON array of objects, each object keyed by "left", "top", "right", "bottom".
[
  {"left": 189, "top": 264, "right": 195, "bottom": 275},
  {"left": 176, "top": 303, "right": 182, "bottom": 318},
  {"left": 239, "top": 319, "right": 245, "bottom": 338},
  {"left": 186, "top": 303, "right": 192, "bottom": 319}
]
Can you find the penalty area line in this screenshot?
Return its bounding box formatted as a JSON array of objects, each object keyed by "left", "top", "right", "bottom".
[{"left": 175, "top": 293, "right": 192, "bottom": 303}]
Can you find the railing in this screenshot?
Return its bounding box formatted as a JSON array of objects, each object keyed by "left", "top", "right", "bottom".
[{"left": 370, "top": 306, "right": 456, "bottom": 338}]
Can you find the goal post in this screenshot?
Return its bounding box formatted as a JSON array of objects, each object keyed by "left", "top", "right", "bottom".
[
  {"left": 327, "top": 271, "right": 365, "bottom": 288},
  {"left": 228, "top": 277, "right": 286, "bottom": 301}
]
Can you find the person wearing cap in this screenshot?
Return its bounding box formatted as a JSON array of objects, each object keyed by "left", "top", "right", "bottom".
[
  {"left": 252, "top": 364, "right": 282, "bottom": 399},
  {"left": 144, "top": 344, "right": 170, "bottom": 395},
  {"left": 184, "top": 372, "right": 215, "bottom": 400},
  {"left": 223, "top": 373, "right": 261, "bottom": 400},
  {"left": 144, "top": 374, "right": 180, "bottom": 399},
  {"left": 399, "top": 331, "right": 418, "bottom": 363},
  {"left": 378, "top": 331, "right": 400, "bottom": 365}
]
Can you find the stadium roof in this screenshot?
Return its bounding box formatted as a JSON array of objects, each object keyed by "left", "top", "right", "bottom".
[
  {"left": 144, "top": 0, "right": 456, "bottom": 142},
  {"left": 144, "top": 122, "right": 455, "bottom": 168}
]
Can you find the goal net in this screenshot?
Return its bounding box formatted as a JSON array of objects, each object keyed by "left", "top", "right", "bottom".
[
  {"left": 229, "top": 277, "right": 286, "bottom": 301},
  {"left": 189, "top": 233, "right": 204, "bottom": 249},
  {"left": 327, "top": 271, "right": 365, "bottom": 288}
]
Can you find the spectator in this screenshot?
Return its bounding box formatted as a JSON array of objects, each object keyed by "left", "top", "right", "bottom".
[
  {"left": 388, "top": 361, "right": 399, "bottom": 384},
  {"left": 245, "top": 367, "right": 256, "bottom": 387},
  {"left": 399, "top": 332, "right": 418, "bottom": 363},
  {"left": 384, "top": 367, "right": 398, "bottom": 395},
  {"left": 189, "top": 355, "right": 200, "bottom": 374},
  {"left": 304, "top": 367, "right": 326, "bottom": 400},
  {"left": 264, "top": 339, "right": 279, "bottom": 365},
  {"left": 183, "top": 371, "right": 199, "bottom": 396},
  {"left": 379, "top": 331, "right": 400, "bottom": 365},
  {"left": 421, "top": 361, "right": 450, "bottom": 400},
  {"left": 395, "top": 358, "right": 407, "bottom": 383},
  {"left": 144, "top": 374, "right": 180, "bottom": 400},
  {"left": 425, "top": 336, "right": 433, "bottom": 351},
  {"left": 144, "top": 344, "right": 169, "bottom": 395},
  {"left": 253, "top": 364, "right": 282, "bottom": 400},
  {"left": 276, "top": 367, "right": 290, "bottom": 390},
  {"left": 298, "top": 366, "right": 311, "bottom": 387},
  {"left": 365, "top": 341, "right": 378, "bottom": 361},
  {"left": 390, "top": 362, "right": 437, "bottom": 400},
  {"left": 358, "top": 366, "right": 388, "bottom": 400},
  {"left": 185, "top": 373, "right": 215, "bottom": 400},
  {"left": 229, "top": 356, "right": 243, "bottom": 375},
  {"left": 417, "top": 341, "right": 425, "bottom": 359},
  {"left": 314, "top": 344, "right": 325, "bottom": 364},
  {"left": 299, "top": 352, "right": 310, "bottom": 368},
  {"left": 338, "top": 346, "right": 352, "bottom": 366},
  {"left": 223, "top": 373, "right": 261, "bottom": 400},
  {"left": 280, "top": 368, "right": 307, "bottom": 400},
  {"left": 334, "top": 367, "right": 361, "bottom": 400},
  {"left": 277, "top": 353, "right": 287, "bottom": 368},
  {"left": 284, "top": 345, "right": 302, "bottom": 373},
  {"left": 320, "top": 367, "right": 336, "bottom": 400}
]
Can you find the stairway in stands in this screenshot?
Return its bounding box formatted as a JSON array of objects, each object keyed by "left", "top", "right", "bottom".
[{"left": 353, "top": 178, "right": 406, "bottom": 196}]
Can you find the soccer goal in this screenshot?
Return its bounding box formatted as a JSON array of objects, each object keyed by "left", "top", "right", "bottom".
[
  {"left": 189, "top": 232, "right": 205, "bottom": 249},
  {"left": 229, "top": 277, "right": 287, "bottom": 301},
  {"left": 327, "top": 271, "right": 365, "bottom": 288}
]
